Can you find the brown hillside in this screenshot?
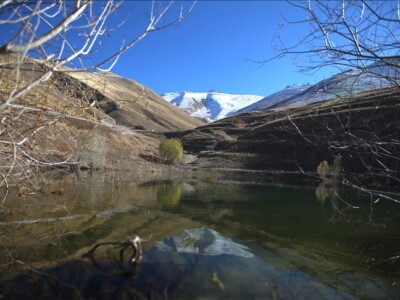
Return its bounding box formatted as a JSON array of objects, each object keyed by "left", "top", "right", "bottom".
[
  {"left": 0, "top": 55, "right": 203, "bottom": 175},
  {"left": 68, "top": 71, "right": 204, "bottom": 131}
]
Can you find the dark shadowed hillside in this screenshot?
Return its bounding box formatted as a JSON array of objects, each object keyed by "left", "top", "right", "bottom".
[{"left": 168, "top": 87, "right": 400, "bottom": 190}]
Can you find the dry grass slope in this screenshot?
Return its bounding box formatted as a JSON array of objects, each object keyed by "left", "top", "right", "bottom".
[
  {"left": 69, "top": 71, "right": 204, "bottom": 131},
  {"left": 0, "top": 55, "right": 204, "bottom": 179}
]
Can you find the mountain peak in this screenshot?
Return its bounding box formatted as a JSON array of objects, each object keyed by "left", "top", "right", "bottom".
[{"left": 161, "top": 91, "right": 264, "bottom": 121}]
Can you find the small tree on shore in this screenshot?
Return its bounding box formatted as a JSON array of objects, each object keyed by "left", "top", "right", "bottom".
[{"left": 159, "top": 138, "right": 183, "bottom": 164}]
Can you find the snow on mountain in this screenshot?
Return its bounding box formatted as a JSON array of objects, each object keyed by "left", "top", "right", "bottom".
[
  {"left": 234, "top": 84, "right": 311, "bottom": 115},
  {"left": 237, "top": 62, "right": 397, "bottom": 114},
  {"left": 161, "top": 91, "right": 264, "bottom": 121}
]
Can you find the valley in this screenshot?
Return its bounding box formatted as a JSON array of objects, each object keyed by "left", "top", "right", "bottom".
[
  {"left": 1, "top": 54, "right": 399, "bottom": 194},
  {"left": 1, "top": 53, "right": 399, "bottom": 300}
]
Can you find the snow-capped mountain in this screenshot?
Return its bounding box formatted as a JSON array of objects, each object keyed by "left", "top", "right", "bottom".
[
  {"left": 161, "top": 91, "right": 264, "bottom": 121},
  {"left": 237, "top": 62, "right": 397, "bottom": 114}
]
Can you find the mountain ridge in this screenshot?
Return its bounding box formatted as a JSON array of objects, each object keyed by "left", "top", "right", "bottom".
[{"left": 237, "top": 62, "right": 397, "bottom": 114}]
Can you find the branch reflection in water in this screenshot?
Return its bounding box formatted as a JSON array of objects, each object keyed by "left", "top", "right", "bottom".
[{"left": 82, "top": 235, "right": 143, "bottom": 278}]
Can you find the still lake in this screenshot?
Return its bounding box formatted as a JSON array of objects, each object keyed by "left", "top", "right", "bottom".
[{"left": 0, "top": 171, "right": 399, "bottom": 299}]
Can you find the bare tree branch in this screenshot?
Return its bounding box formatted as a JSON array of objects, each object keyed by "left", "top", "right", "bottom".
[
  {"left": 0, "top": 0, "right": 195, "bottom": 199},
  {"left": 255, "top": 0, "right": 400, "bottom": 87}
]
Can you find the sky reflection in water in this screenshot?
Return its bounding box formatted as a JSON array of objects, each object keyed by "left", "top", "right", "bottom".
[{"left": 0, "top": 174, "right": 399, "bottom": 299}]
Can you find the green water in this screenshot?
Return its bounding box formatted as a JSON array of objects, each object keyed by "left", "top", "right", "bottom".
[{"left": 0, "top": 172, "right": 399, "bottom": 299}]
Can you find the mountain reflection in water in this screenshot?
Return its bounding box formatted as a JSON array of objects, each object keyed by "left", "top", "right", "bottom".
[
  {"left": 156, "top": 227, "right": 254, "bottom": 257},
  {"left": 0, "top": 174, "right": 399, "bottom": 299},
  {"left": 1, "top": 227, "right": 399, "bottom": 300}
]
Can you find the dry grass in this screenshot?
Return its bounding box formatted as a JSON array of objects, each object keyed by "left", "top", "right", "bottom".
[
  {"left": 68, "top": 71, "right": 204, "bottom": 131},
  {"left": 0, "top": 55, "right": 205, "bottom": 193}
]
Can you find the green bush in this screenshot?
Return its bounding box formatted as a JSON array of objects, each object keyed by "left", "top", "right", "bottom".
[{"left": 159, "top": 138, "right": 183, "bottom": 164}]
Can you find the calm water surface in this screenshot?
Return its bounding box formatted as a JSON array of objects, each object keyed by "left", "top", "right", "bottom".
[{"left": 0, "top": 172, "right": 399, "bottom": 299}]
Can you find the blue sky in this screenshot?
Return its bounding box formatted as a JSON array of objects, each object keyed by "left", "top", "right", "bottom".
[
  {"left": 105, "top": 1, "right": 340, "bottom": 97},
  {"left": 0, "top": 1, "right": 342, "bottom": 97}
]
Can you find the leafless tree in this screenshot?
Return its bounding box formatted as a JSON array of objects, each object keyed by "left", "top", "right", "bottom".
[
  {"left": 0, "top": 0, "right": 194, "bottom": 201},
  {"left": 268, "top": 0, "right": 400, "bottom": 86},
  {"left": 259, "top": 1, "right": 400, "bottom": 203}
]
